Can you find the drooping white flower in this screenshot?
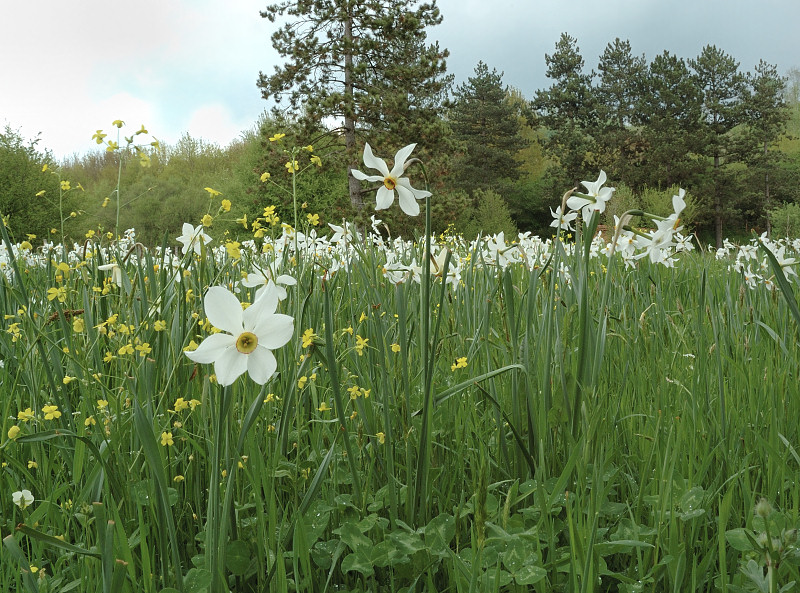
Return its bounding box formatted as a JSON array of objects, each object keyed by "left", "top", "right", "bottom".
[
  {"left": 351, "top": 143, "right": 431, "bottom": 216},
  {"left": 176, "top": 223, "right": 212, "bottom": 255},
  {"left": 185, "top": 285, "right": 293, "bottom": 386},
  {"left": 550, "top": 206, "right": 578, "bottom": 231},
  {"left": 98, "top": 262, "right": 123, "bottom": 287},
  {"left": 241, "top": 265, "right": 297, "bottom": 301},
  {"left": 12, "top": 489, "right": 34, "bottom": 510}
]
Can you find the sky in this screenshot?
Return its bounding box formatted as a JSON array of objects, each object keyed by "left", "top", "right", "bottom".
[{"left": 2, "top": 0, "right": 798, "bottom": 160}]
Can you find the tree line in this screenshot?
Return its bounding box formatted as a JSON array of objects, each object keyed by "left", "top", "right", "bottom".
[{"left": 2, "top": 0, "right": 799, "bottom": 246}]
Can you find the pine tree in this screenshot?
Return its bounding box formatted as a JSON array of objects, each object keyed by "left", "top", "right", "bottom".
[
  {"left": 448, "top": 62, "right": 528, "bottom": 194},
  {"left": 532, "top": 33, "right": 597, "bottom": 185},
  {"left": 257, "top": 0, "right": 449, "bottom": 211},
  {"left": 690, "top": 45, "right": 747, "bottom": 247}
]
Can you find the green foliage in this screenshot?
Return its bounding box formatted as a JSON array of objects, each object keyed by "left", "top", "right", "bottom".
[
  {"left": 769, "top": 202, "right": 800, "bottom": 237},
  {"left": 0, "top": 126, "right": 64, "bottom": 241},
  {"left": 456, "top": 188, "right": 518, "bottom": 240}
]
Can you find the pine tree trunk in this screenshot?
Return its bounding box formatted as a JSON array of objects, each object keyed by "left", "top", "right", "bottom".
[
  {"left": 343, "top": 4, "right": 364, "bottom": 212},
  {"left": 714, "top": 154, "right": 723, "bottom": 249},
  {"left": 764, "top": 140, "right": 771, "bottom": 236}
]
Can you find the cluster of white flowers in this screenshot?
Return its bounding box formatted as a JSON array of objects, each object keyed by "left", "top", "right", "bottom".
[{"left": 717, "top": 233, "right": 799, "bottom": 290}]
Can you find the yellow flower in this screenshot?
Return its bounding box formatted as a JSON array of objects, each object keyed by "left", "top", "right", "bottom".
[
  {"left": 47, "top": 286, "right": 66, "bottom": 302},
  {"left": 269, "top": 133, "right": 285, "bottom": 142},
  {"left": 19, "top": 241, "right": 32, "bottom": 250},
  {"left": 236, "top": 214, "right": 248, "bottom": 229},
  {"left": 35, "top": 190, "right": 46, "bottom": 197},
  {"left": 106, "top": 141, "right": 118, "bottom": 152},
  {"left": 376, "top": 432, "right": 385, "bottom": 445},
  {"left": 135, "top": 343, "right": 152, "bottom": 356},
  {"left": 297, "top": 376, "right": 308, "bottom": 389},
  {"left": 103, "top": 351, "right": 115, "bottom": 363},
  {"left": 451, "top": 356, "right": 468, "bottom": 372},
  {"left": 173, "top": 475, "right": 185, "bottom": 483},
  {"left": 306, "top": 213, "right": 320, "bottom": 226},
  {"left": 310, "top": 155, "right": 322, "bottom": 167},
  {"left": 260, "top": 171, "right": 271, "bottom": 182},
  {"left": 118, "top": 343, "right": 135, "bottom": 356},
  {"left": 318, "top": 401, "right": 331, "bottom": 412},
  {"left": 60, "top": 180, "right": 71, "bottom": 191},
  {"left": 359, "top": 312, "right": 367, "bottom": 323},
  {"left": 221, "top": 199, "right": 231, "bottom": 212},
  {"left": 347, "top": 385, "right": 361, "bottom": 400},
  {"left": 72, "top": 318, "right": 85, "bottom": 333},
  {"left": 173, "top": 398, "right": 189, "bottom": 412},
  {"left": 92, "top": 130, "right": 107, "bottom": 144},
  {"left": 97, "top": 399, "right": 109, "bottom": 409},
  {"left": 42, "top": 164, "right": 49, "bottom": 172},
  {"left": 102, "top": 197, "right": 110, "bottom": 208},
  {"left": 189, "top": 399, "right": 202, "bottom": 410},
  {"left": 355, "top": 335, "right": 369, "bottom": 356},
  {"left": 7, "top": 425, "right": 20, "bottom": 439},
  {"left": 154, "top": 320, "right": 166, "bottom": 331},
  {"left": 301, "top": 328, "right": 317, "bottom": 348},
  {"left": 204, "top": 187, "right": 222, "bottom": 197},
  {"left": 344, "top": 326, "right": 354, "bottom": 336},
  {"left": 136, "top": 124, "right": 148, "bottom": 135},
  {"left": 201, "top": 214, "right": 213, "bottom": 227},
  {"left": 285, "top": 160, "right": 299, "bottom": 174},
  {"left": 391, "top": 343, "right": 401, "bottom": 353},
  {"left": 42, "top": 405, "right": 61, "bottom": 420},
  {"left": 225, "top": 241, "right": 241, "bottom": 260},
  {"left": 84, "top": 416, "right": 96, "bottom": 427},
  {"left": 18, "top": 408, "right": 34, "bottom": 422},
  {"left": 112, "top": 119, "right": 124, "bottom": 128},
  {"left": 62, "top": 376, "right": 76, "bottom": 385},
  {"left": 28, "top": 460, "right": 38, "bottom": 469},
  {"left": 302, "top": 144, "right": 314, "bottom": 152},
  {"left": 160, "top": 431, "right": 174, "bottom": 447}
]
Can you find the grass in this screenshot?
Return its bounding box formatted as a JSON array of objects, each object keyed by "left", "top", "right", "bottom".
[{"left": 1, "top": 212, "right": 799, "bottom": 592}]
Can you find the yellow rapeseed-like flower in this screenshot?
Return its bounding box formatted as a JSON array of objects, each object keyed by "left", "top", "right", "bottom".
[
  {"left": 97, "top": 399, "right": 109, "bottom": 409},
  {"left": 201, "top": 214, "right": 213, "bottom": 227},
  {"left": 160, "top": 431, "right": 174, "bottom": 447},
  {"left": 7, "top": 425, "right": 21, "bottom": 439},
  {"left": 47, "top": 286, "right": 66, "bottom": 302},
  {"left": 297, "top": 376, "right": 308, "bottom": 389},
  {"left": 60, "top": 180, "right": 71, "bottom": 191},
  {"left": 42, "top": 164, "right": 49, "bottom": 172},
  {"left": 102, "top": 197, "right": 110, "bottom": 208},
  {"left": 301, "top": 328, "right": 317, "bottom": 348},
  {"left": 451, "top": 356, "right": 468, "bottom": 372},
  {"left": 307, "top": 213, "right": 320, "bottom": 226},
  {"left": 376, "top": 432, "right": 385, "bottom": 445},
  {"left": 318, "top": 401, "right": 331, "bottom": 412},
  {"left": 236, "top": 214, "right": 248, "bottom": 229},
  {"left": 260, "top": 171, "right": 271, "bottom": 182},
  {"left": 84, "top": 416, "right": 96, "bottom": 427},
  {"left": 391, "top": 343, "right": 401, "bottom": 353},
  {"left": 269, "top": 133, "right": 285, "bottom": 142},
  {"left": 310, "top": 155, "right": 322, "bottom": 167},
  {"left": 18, "top": 408, "right": 34, "bottom": 422},
  {"left": 285, "top": 160, "right": 299, "bottom": 174},
  {"left": 154, "top": 320, "right": 167, "bottom": 331},
  {"left": 19, "top": 241, "right": 32, "bottom": 250},
  {"left": 173, "top": 398, "right": 190, "bottom": 412},
  {"left": 62, "top": 376, "right": 76, "bottom": 385},
  {"left": 221, "top": 199, "right": 231, "bottom": 212},
  {"left": 347, "top": 385, "right": 361, "bottom": 400},
  {"left": 35, "top": 190, "right": 46, "bottom": 197},
  {"left": 302, "top": 144, "right": 313, "bottom": 152},
  {"left": 42, "top": 405, "right": 61, "bottom": 420},
  {"left": 204, "top": 187, "right": 222, "bottom": 197},
  {"left": 92, "top": 130, "right": 107, "bottom": 144},
  {"left": 135, "top": 343, "right": 152, "bottom": 356},
  {"left": 118, "top": 343, "right": 135, "bottom": 356},
  {"left": 28, "top": 460, "right": 38, "bottom": 469},
  {"left": 225, "top": 241, "right": 241, "bottom": 260},
  {"left": 174, "top": 475, "right": 185, "bottom": 483},
  {"left": 355, "top": 335, "right": 369, "bottom": 356},
  {"left": 112, "top": 119, "right": 124, "bottom": 128},
  {"left": 72, "top": 318, "right": 85, "bottom": 333}
]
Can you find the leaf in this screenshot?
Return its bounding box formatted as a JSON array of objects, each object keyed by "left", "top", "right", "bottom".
[
  {"left": 424, "top": 513, "right": 455, "bottom": 556},
  {"left": 726, "top": 528, "right": 756, "bottom": 552},
  {"left": 225, "top": 540, "right": 251, "bottom": 576},
  {"left": 371, "top": 539, "right": 409, "bottom": 568},
  {"left": 341, "top": 550, "right": 375, "bottom": 577},
  {"left": 513, "top": 564, "right": 547, "bottom": 586},
  {"left": 183, "top": 568, "right": 212, "bottom": 593}
]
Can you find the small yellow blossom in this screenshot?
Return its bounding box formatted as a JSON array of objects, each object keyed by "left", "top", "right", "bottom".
[
  {"left": 269, "top": 133, "right": 285, "bottom": 142},
  {"left": 359, "top": 312, "right": 367, "bottom": 323},
  {"left": 318, "top": 401, "right": 331, "bottom": 412},
  {"left": 112, "top": 119, "right": 124, "bottom": 128},
  {"left": 28, "top": 460, "right": 38, "bottom": 469},
  {"left": 188, "top": 399, "right": 202, "bottom": 410},
  {"left": 301, "top": 328, "right": 317, "bottom": 348},
  {"left": 220, "top": 199, "right": 231, "bottom": 212},
  {"left": 92, "top": 130, "right": 107, "bottom": 144},
  {"left": 84, "top": 416, "right": 96, "bottom": 427},
  {"left": 260, "top": 171, "right": 271, "bottom": 182},
  {"left": 62, "top": 376, "right": 76, "bottom": 385},
  {"left": 225, "top": 241, "right": 241, "bottom": 260},
  {"left": 46, "top": 286, "right": 67, "bottom": 302},
  {"left": 160, "top": 432, "right": 174, "bottom": 447},
  {"left": 60, "top": 180, "right": 71, "bottom": 191},
  {"left": 173, "top": 398, "right": 189, "bottom": 412},
  {"left": 103, "top": 351, "right": 115, "bottom": 363},
  {"left": 102, "top": 197, "right": 110, "bottom": 208},
  {"left": 204, "top": 187, "right": 221, "bottom": 197},
  {"left": 307, "top": 213, "right": 320, "bottom": 226},
  {"left": 285, "top": 160, "right": 299, "bottom": 174},
  {"left": 201, "top": 214, "right": 213, "bottom": 227},
  {"left": 18, "top": 408, "right": 34, "bottom": 422},
  {"left": 391, "top": 343, "right": 401, "bottom": 353},
  {"left": 310, "top": 155, "right": 322, "bottom": 167},
  {"left": 451, "top": 356, "right": 468, "bottom": 372},
  {"left": 42, "top": 405, "right": 61, "bottom": 420},
  {"left": 72, "top": 318, "right": 85, "bottom": 333},
  {"left": 7, "top": 425, "right": 21, "bottom": 439},
  {"left": 118, "top": 343, "right": 135, "bottom": 356},
  {"left": 376, "top": 432, "right": 385, "bottom": 445},
  {"left": 154, "top": 320, "right": 166, "bottom": 331},
  {"left": 347, "top": 385, "right": 361, "bottom": 400},
  {"left": 97, "top": 399, "right": 109, "bottom": 409},
  {"left": 297, "top": 376, "right": 308, "bottom": 389},
  {"left": 135, "top": 343, "right": 152, "bottom": 357},
  {"left": 355, "top": 335, "right": 369, "bottom": 356}
]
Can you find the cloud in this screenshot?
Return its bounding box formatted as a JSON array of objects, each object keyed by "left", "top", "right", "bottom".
[{"left": 184, "top": 104, "right": 247, "bottom": 147}]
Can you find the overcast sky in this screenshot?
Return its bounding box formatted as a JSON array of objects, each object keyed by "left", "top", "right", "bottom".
[{"left": 2, "top": 0, "right": 798, "bottom": 160}]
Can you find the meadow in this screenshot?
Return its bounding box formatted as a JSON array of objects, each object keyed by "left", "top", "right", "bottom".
[{"left": 1, "top": 144, "right": 800, "bottom": 593}]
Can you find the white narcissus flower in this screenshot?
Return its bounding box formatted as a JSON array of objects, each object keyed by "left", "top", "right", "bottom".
[
  {"left": 185, "top": 285, "right": 293, "bottom": 386},
  {"left": 241, "top": 265, "right": 297, "bottom": 301},
  {"left": 351, "top": 143, "right": 431, "bottom": 216},
  {"left": 566, "top": 170, "right": 615, "bottom": 220},
  {"left": 98, "top": 262, "right": 123, "bottom": 287},
  {"left": 12, "top": 489, "right": 34, "bottom": 510},
  {"left": 176, "top": 223, "right": 212, "bottom": 255},
  {"left": 550, "top": 206, "right": 578, "bottom": 231}
]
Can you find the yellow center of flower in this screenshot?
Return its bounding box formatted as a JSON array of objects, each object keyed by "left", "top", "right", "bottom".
[
  {"left": 383, "top": 176, "right": 397, "bottom": 190},
  {"left": 235, "top": 331, "right": 258, "bottom": 354}
]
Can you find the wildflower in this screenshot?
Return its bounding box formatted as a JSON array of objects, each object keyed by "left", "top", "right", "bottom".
[
  {"left": 221, "top": 199, "right": 231, "bottom": 212},
  {"left": 301, "top": 328, "right": 317, "bottom": 348},
  {"left": 176, "top": 223, "right": 212, "bottom": 255},
  {"left": 307, "top": 213, "right": 320, "bottom": 226},
  {"left": 310, "top": 155, "right": 322, "bottom": 167},
  {"left": 84, "top": 416, "right": 96, "bottom": 426},
  {"left": 97, "top": 399, "right": 109, "bottom": 409},
  {"left": 297, "top": 376, "right": 308, "bottom": 389},
  {"left": 174, "top": 475, "right": 185, "bottom": 483},
  {"left": 391, "top": 343, "right": 401, "bottom": 353},
  {"left": 118, "top": 343, "right": 134, "bottom": 356},
  {"left": 43, "top": 405, "right": 61, "bottom": 420},
  {"left": 355, "top": 335, "right": 369, "bottom": 356},
  {"left": 18, "top": 408, "right": 34, "bottom": 422},
  {"left": 376, "top": 432, "right": 385, "bottom": 445},
  {"left": 225, "top": 241, "right": 241, "bottom": 260},
  {"left": 47, "top": 286, "right": 67, "bottom": 302},
  {"left": 566, "top": 170, "right": 615, "bottom": 220},
  {"left": 135, "top": 343, "right": 152, "bottom": 356},
  {"left": 348, "top": 385, "right": 361, "bottom": 399},
  {"left": 92, "top": 130, "right": 107, "bottom": 144},
  {"left": 201, "top": 214, "right": 213, "bottom": 227},
  {"left": 351, "top": 143, "right": 431, "bottom": 216},
  {"left": 62, "top": 376, "right": 76, "bottom": 385},
  {"left": 154, "top": 320, "right": 167, "bottom": 331},
  {"left": 112, "top": 119, "right": 124, "bottom": 128},
  {"left": 61, "top": 180, "right": 71, "bottom": 191},
  {"left": 260, "top": 171, "right": 271, "bottom": 182},
  {"left": 550, "top": 205, "right": 578, "bottom": 231},
  {"left": 204, "top": 187, "right": 222, "bottom": 197},
  {"left": 98, "top": 262, "right": 123, "bottom": 287},
  {"left": 7, "top": 425, "right": 20, "bottom": 439},
  {"left": 451, "top": 357, "right": 468, "bottom": 371},
  {"left": 160, "top": 431, "right": 174, "bottom": 447},
  {"left": 318, "top": 401, "right": 331, "bottom": 412},
  {"left": 285, "top": 160, "right": 299, "bottom": 174},
  {"left": 269, "top": 133, "right": 285, "bottom": 142},
  {"left": 241, "top": 265, "right": 296, "bottom": 301},
  {"left": 185, "top": 284, "right": 294, "bottom": 386},
  {"left": 12, "top": 489, "right": 34, "bottom": 510}
]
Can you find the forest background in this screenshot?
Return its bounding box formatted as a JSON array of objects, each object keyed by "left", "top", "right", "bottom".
[{"left": 2, "top": 0, "right": 800, "bottom": 249}]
